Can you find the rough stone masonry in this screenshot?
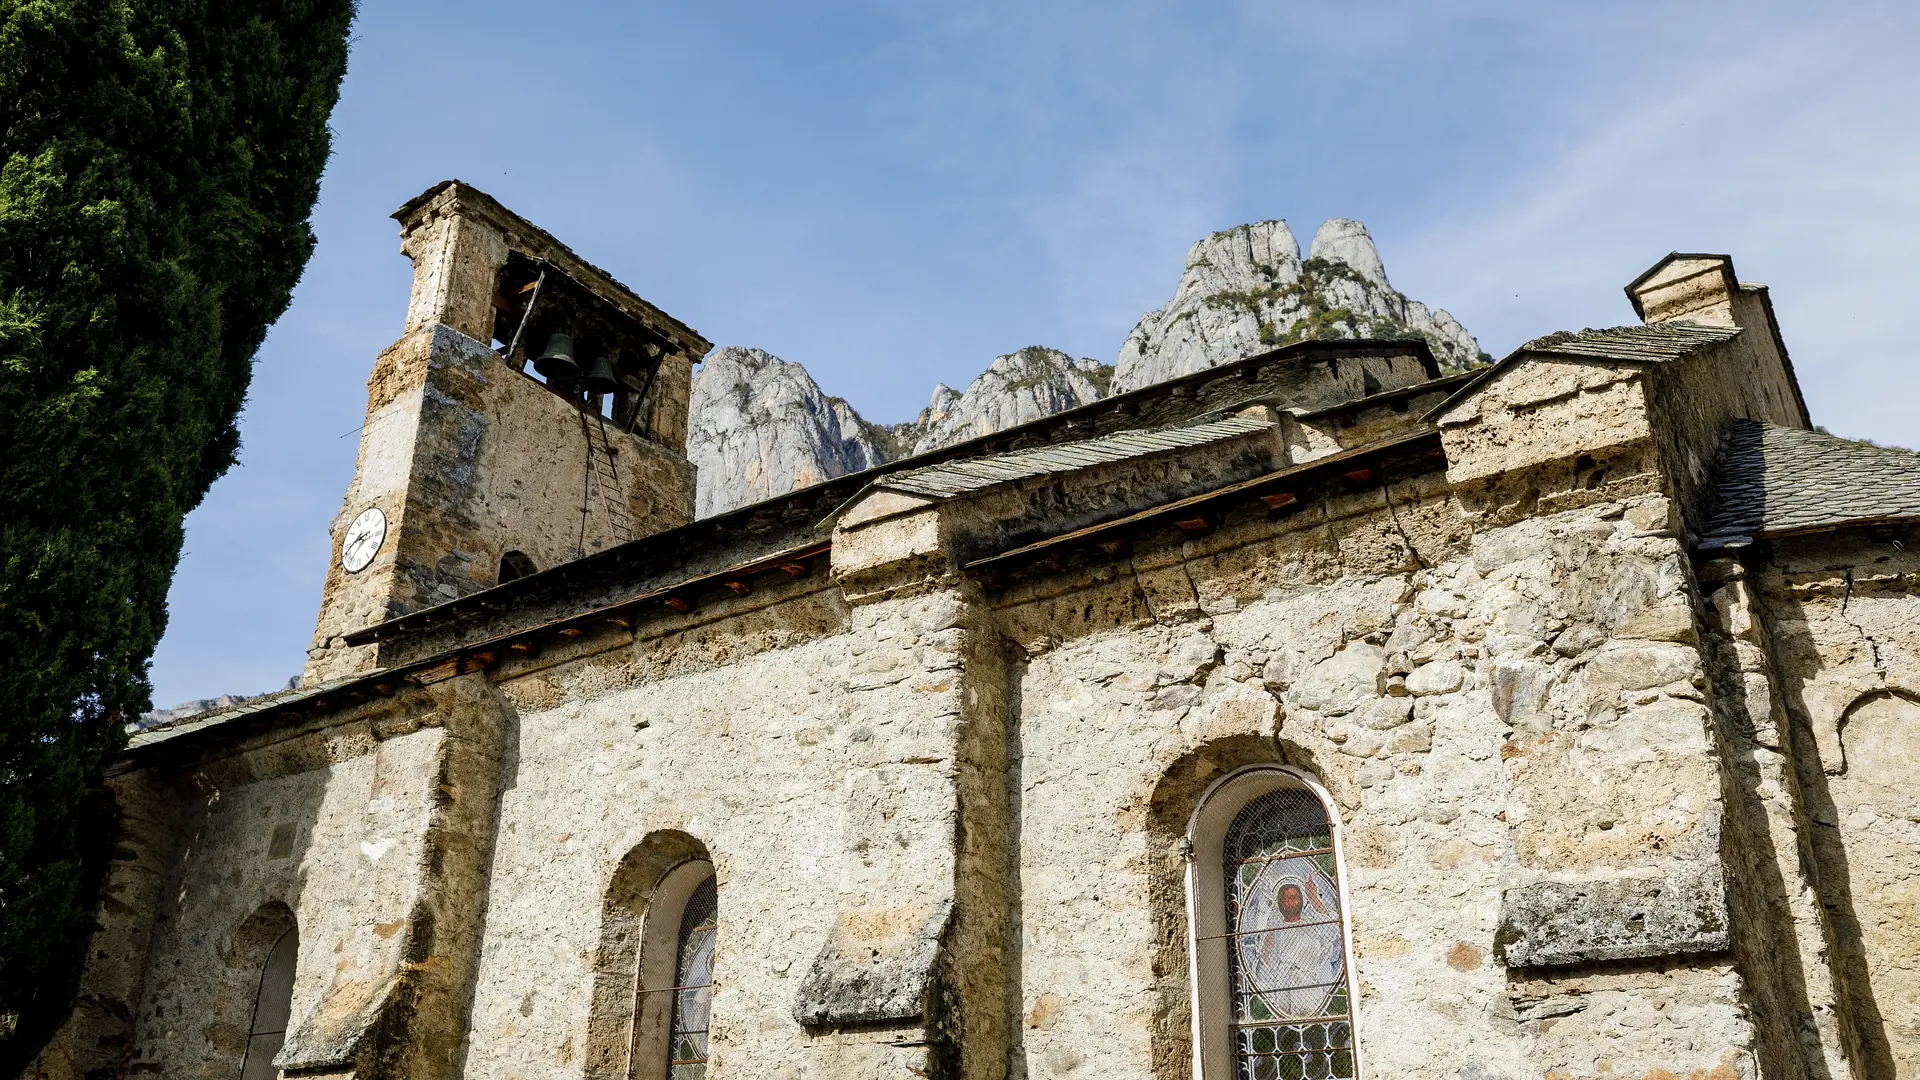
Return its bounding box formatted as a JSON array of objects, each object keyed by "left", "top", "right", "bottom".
[{"left": 28, "top": 187, "right": 1920, "bottom": 1080}]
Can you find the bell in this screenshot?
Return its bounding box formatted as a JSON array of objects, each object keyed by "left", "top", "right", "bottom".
[
  {"left": 533, "top": 330, "right": 579, "bottom": 382},
  {"left": 581, "top": 354, "right": 619, "bottom": 395}
]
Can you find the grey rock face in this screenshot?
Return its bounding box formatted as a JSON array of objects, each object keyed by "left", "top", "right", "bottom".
[
  {"left": 1114, "top": 218, "right": 1484, "bottom": 391},
  {"left": 688, "top": 345, "right": 1115, "bottom": 516},
  {"left": 1308, "top": 217, "right": 1391, "bottom": 289},
  {"left": 687, "top": 218, "right": 1480, "bottom": 517},
  {"left": 687, "top": 346, "right": 894, "bottom": 518},
  {"left": 905, "top": 346, "right": 1113, "bottom": 455}
]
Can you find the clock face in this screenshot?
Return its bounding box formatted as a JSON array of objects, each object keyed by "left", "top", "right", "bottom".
[{"left": 341, "top": 507, "right": 386, "bottom": 573}]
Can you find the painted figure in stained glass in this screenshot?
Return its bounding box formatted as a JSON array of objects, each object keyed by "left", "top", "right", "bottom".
[
  {"left": 1225, "top": 787, "right": 1355, "bottom": 1080},
  {"left": 667, "top": 876, "right": 717, "bottom": 1080}
]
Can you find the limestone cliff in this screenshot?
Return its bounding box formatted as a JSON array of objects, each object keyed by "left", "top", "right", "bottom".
[
  {"left": 686, "top": 346, "right": 894, "bottom": 518},
  {"left": 690, "top": 345, "right": 1113, "bottom": 515},
  {"left": 903, "top": 346, "right": 1112, "bottom": 455},
  {"left": 688, "top": 218, "right": 1481, "bottom": 516},
  {"left": 1113, "top": 218, "right": 1484, "bottom": 390}
]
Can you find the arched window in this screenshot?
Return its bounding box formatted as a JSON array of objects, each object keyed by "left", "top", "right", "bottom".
[
  {"left": 630, "top": 859, "right": 717, "bottom": 1080},
  {"left": 1187, "top": 767, "right": 1358, "bottom": 1080},
  {"left": 499, "top": 550, "right": 538, "bottom": 583},
  {"left": 240, "top": 923, "right": 298, "bottom": 1080}
]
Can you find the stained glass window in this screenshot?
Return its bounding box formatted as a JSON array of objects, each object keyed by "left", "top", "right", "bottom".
[
  {"left": 1222, "top": 787, "right": 1354, "bottom": 1080},
  {"left": 665, "top": 875, "right": 717, "bottom": 1080}
]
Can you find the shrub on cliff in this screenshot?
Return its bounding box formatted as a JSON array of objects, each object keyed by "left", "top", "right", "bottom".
[{"left": 0, "top": 0, "right": 353, "bottom": 1060}]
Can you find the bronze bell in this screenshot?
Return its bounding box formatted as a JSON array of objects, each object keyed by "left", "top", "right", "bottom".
[
  {"left": 533, "top": 330, "right": 579, "bottom": 382},
  {"left": 581, "top": 354, "right": 619, "bottom": 395}
]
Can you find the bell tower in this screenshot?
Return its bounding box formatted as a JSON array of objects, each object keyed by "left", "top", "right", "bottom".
[{"left": 304, "top": 180, "right": 709, "bottom": 685}]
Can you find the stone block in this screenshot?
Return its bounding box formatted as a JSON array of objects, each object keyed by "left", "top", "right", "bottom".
[
  {"left": 1490, "top": 659, "right": 1555, "bottom": 731},
  {"left": 1585, "top": 642, "right": 1699, "bottom": 693},
  {"left": 792, "top": 900, "right": 952, "bottom": 1027},
  {"left": 1405, "top": 659, "right": 1464, "bottom": 697},
  {"left": 1494, "top": 868, "right": 1729, "bottom": 969}
]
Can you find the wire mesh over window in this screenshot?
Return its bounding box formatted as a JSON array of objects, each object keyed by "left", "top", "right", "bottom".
[
  {"left": 240, "top": 926, "right": 298, "bottom": 1080},
  {"left": 667, "top": 875, "right": 717, "bottom": 1080},
  {"left": 1223, "top": 787, "right": 1354, "bottom": 1080}
]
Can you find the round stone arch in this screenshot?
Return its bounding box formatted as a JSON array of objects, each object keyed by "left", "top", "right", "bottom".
[
  {"left": 1836, "top": 688, "right": 1920, "bottom": 785},
  {"left": 583, "top": 830, "right": 714, "bottom": 1080},
  {"left": 205, "top": 900, "right": 297, "bottom": 1080},
  {"left": 1141, "top": 734, "right": 1347, "bottom": 1080}
]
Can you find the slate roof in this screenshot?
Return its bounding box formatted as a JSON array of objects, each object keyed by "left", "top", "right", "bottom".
[
  {"left": 875, "top": 414, "right": 1272, "bottom": 500},
  {"left": 1699, "top": 420, "right": 1920, "bottom": 548},
  {"left": 1520, "top": 322, "right": 1741, "bottom": 362},
  {"left": 131, "top": 683, "right": 323, "bottom": 748},
  {"left": 1425, "top": 321, "right": 1741, "bottom": 422}
]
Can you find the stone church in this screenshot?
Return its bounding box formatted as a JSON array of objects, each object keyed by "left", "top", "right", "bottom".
[{"left": 28, "top": 181, "right": 1920, "bottom": 1080}]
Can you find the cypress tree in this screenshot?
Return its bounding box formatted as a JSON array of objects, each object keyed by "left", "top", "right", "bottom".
[{"left": 0, "top": 0, "right": 354, "bottom": 1057}]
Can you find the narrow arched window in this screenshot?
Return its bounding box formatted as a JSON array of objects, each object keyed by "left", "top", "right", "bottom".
[
  {"left": 1187, "top": 767, "right": 1357, "bottom": 1080},
  {"left": 240, "top": 924, "right": 298, "bottom": 1080},
  {"left": 629, "top": 859, "right": 717, "bottom": 1080}
]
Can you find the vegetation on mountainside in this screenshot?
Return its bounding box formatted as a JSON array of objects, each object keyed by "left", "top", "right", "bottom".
[
  {"left": 0, "top": 0, "right": 354, "bottom": 1061},
  {"left": 1203, "top": 257, "right": 1491, "bottom": 371}
]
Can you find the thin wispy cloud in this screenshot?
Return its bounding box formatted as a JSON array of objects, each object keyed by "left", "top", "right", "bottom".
[{"left": 1392, "top": 7, "right": 1920, "bottom": 443}]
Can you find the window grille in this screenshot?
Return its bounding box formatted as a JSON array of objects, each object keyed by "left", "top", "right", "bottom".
[
  {"left": 240, "top": 926, "right": 298, "bottom": 1080},
  {"left": 1221, "top": 788, "right": 1353, "bottom": 1080},
  {"left": 664, "top": 876, "right": 717, "bottom": 1080}
]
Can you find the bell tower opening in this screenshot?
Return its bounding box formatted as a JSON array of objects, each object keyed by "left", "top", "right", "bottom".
[{"left": 304, "top": 181, "right": 711, "bottom": 685}]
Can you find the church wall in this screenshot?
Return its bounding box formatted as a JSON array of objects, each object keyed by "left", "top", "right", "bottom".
[
  {"left": 460, "top": 581, "right": 1005, "bottom": 1080},
  {"left": 1746, "top": 525, "right": 1920, "bottom": 1076},
  {"left": 119, "top": 721, "right": 427, "bottom": 1078},
  {"left": 21, "top": 770, "right": 189, "bottom": 1080},
  {"left": 996, "top": 466, "right": 1756, "bottom": 1078},
  {"left": 1434, "top": 357, "right": 1654, "bottom": 489}
]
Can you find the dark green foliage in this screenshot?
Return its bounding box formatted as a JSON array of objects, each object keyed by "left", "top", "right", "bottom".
[{"left": 0, "top": 0, "right": 352, "bottom": 1059}]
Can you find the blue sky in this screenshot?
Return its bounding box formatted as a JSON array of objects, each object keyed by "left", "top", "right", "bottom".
[{"left": 150, "top": 1, "right": 1920, "bottom": 706}]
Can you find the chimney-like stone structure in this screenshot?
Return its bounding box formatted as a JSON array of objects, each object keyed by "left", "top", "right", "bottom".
[
  {"left": 1625, "top": 253, "right": 1743, "bottom": 327},
  {"left": 304, "top": 181, "right": 710, "bottom": 685},
  {"left": 1625, "top": 252, "right": 1810, "bottom": 529}
]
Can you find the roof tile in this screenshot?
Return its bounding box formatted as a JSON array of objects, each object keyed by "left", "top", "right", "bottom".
[
  {"left": 1700, "top": 420, "right": 1920, "bottom": 546},
  {"left": 878, "top": 414, "right": 1273, "bottom": 500}
]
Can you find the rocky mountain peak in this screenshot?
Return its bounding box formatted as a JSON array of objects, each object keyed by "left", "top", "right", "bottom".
[
  {"left": 1173, "top": 221, "right": 1304, "bottom": 306},
  {"left": 1114, "top": 216, "right": 1482, "bottom": 390},
  {"left": 686, "top": 346, "right": 892, "bottom": 518},
  {"left": 1308, "top": 218, "right": 1390, "bottom": 290},
  {"left": 906, "top": 346, "right": 1112, "bottom": 456},
  {"left": 687, "top": 216, "right": 1484, "bottom": 517}
]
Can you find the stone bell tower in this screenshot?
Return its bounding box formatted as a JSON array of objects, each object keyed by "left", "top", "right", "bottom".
[{"left": 304, "top": 180, "right": 710, "bottom": 685}]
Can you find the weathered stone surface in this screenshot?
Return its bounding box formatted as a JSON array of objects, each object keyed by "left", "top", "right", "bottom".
[
  {"left": 1746, "top": 527, "right": 1920, "bottom": 1077},
  {"left": 1495, "top": 869, "right": 1731, "bottom": 968},
  {"left": 791, "top": 900, "right": 952, "bottom": 1026}
]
